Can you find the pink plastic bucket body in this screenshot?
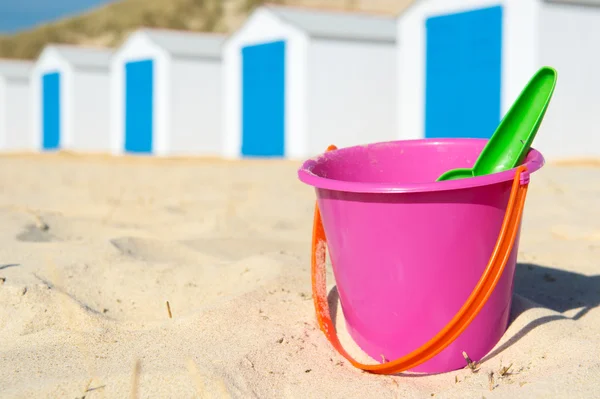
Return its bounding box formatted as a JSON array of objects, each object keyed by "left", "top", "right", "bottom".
[{"left": 298, "top": 138, "right": 544, "bottom": 373}]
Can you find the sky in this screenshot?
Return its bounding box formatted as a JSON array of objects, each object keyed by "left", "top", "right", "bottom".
[{"left": 0, "top": 0, "right": 119, "bottom": 34}]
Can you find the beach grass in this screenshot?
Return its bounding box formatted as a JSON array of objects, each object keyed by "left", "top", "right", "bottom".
[{"left": 0, "top": 0, "right": 412, "bottom": 60}]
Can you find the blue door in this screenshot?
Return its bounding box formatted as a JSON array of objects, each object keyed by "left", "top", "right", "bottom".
[
  {"left": 42, "top": 72, "right": 60, "bottom": 150},
  {"left": 241, "top": 40, "right": 285, "bottom": 157},
  {"left": 425, "top": 6, "right": 502, "bottom": 139},
  {"left": 125, "top": 59, "right": 153, "bottom": 153}
]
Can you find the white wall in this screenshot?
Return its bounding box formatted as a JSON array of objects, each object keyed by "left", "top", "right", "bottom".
[
  {"left": 110, "top": 33, "right": 169, "bottom": 155},
  {"left": 307, "top": 38, "right": 396, "bottom": 155},
  {"left": 71, "top": 67, "right": 111, "bottom": 152},
  {"left": 396, "top": 0, "right": 539, "bottom": 142},
  {"left": 30, "top": 49, "right": 72, "bottom": 150},
  {"left": 535, "top": 2, "right": 600, "bottom": 160},
  {"left": 222, "top": 8, "right": 309, "bottom": 158},
  {"left": 168, "top": 57, "right": 222, "bottom": 156},
  {"left": 0, "top": 78, "right": 31, "bottom": 151}
]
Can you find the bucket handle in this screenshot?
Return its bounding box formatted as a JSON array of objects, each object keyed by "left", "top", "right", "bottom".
[{"left": 310, "top": 144, "right": 530, "bottom": 375}]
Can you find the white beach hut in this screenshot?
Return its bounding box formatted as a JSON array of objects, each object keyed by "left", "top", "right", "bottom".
[
  {"left": 397, "top": 0, "right": 600, "bottom": 160},
  {"left": 31, "top": 45, "right": 112, "bottom": 153},
  {"left": 0, "top": 59, "right": 33, "bottom": 152},
  {"left": 110, "top": 28, "right": 225, "bottom": 156},
  {"left": 223, "top": 5, "right": 397, "bottom": 159}
]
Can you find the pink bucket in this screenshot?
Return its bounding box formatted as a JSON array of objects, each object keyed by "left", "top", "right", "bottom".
[{"left": 297, "top": 138, "right": 544, "bottom": 374}]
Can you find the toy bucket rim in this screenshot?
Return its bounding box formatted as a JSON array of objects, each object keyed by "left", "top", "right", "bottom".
[{"left": 297, "top": 138, "right": 545, "bottom": 194}]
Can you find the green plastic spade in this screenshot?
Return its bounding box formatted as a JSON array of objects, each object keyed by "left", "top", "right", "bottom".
[{"left": 437, "top": 66, "right": 558, "bottom": 181}]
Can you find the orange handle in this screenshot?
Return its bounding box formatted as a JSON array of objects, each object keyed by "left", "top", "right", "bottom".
[{"left": 311, "top": 144, "right": 529, "bottom": 375}]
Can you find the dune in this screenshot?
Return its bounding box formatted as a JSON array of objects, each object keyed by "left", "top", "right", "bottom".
[{"left": 0, "top": 154, "right": 598, "bottom": 398}]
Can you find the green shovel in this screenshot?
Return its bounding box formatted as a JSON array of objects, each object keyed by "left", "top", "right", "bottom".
[{"left": 437, "top": 66, "right": 558, "bottom": 181}]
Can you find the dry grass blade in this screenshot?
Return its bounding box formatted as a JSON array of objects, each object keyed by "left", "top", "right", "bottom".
[
  {"left": 81, "top": 377, "right": 93, "bottom": 398},
  {"left": 499, "top": 362, "right": 513, "bottom": 377},
  {"left": 166, "top": 300, "right": 173, "bottom": 319},
  {"left": 25, "top": 208, "right": 49, "bottom": 231},
  {"left": 488, "top": 371, "right": 495, "bottom": 391},
  {"left": 462, "top": 351, "right": 480, "bottom": 373},
  {"left": 34, "top": 214, "right": 50, "bottom": 231},
  {"left": 130, "top": 359, "right": 141, "bottom": 399}
]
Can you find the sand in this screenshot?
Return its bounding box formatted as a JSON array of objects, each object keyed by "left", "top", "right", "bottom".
[{"left": 0, "top": 153, "right": 598, "bottom": 398}]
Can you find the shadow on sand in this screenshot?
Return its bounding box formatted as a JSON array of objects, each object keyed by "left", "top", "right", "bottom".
[
  {"left": 479, "top": 262, "right": 600, "bottom": 362},
  {"left": 323, "top": 262, "right": 600, "bottom": 372}
]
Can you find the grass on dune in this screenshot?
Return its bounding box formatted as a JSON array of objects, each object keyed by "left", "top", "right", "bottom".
[
  {"left": 0, "top": 0, "right": 411, "bottom": 60},
  {"left": 0, "top": 0, "right": 272, "bottom": 59}
]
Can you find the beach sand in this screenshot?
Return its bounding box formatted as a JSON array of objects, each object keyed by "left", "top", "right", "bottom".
[{"left": 0, "top": 153, "right": 598, "bottom": 398}]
